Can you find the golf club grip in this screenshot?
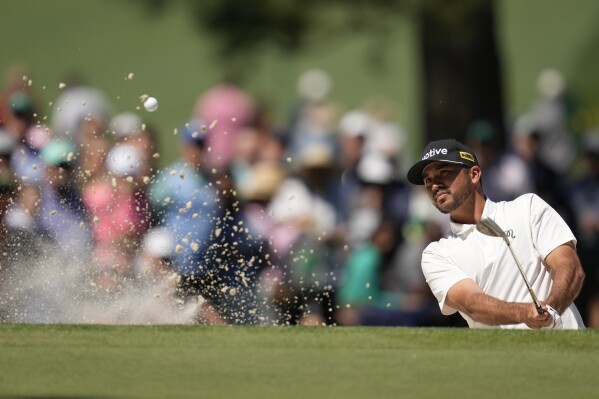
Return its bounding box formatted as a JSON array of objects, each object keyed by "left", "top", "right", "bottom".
[
  {"left": 535, "top": 304, "right": 544, "bottom": 315},
  {"left": 528, "top": 289, "right": 544, "bottom": 314}
]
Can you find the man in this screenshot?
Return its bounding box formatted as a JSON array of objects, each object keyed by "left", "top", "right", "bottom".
[
  {"left": 406, "top": 139, "right": 585, "bottom": 329},
  {"left": 148, "top": 119, "right": 221, "bottom": 321}
]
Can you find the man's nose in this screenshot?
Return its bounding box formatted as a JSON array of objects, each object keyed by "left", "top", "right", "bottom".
[{"left": 431, "top": 180, "right": 445, "bottom": 192}]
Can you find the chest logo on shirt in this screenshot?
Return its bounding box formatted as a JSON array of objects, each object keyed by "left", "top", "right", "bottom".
[{"left": 505, "top": 229, "right": 516, "bottom": 239}]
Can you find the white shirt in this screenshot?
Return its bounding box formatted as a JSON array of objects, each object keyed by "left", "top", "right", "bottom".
[{"left": 422, "top": 194, "right": 585, "bottom": 329}]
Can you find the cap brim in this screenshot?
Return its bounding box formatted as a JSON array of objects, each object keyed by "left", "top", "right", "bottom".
[{"left": 406, "top": 159, "right": 467, "bottom": 185}]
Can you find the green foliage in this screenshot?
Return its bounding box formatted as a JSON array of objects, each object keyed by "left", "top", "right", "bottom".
[{"left": 145, "top": 0, "right": 407, "bottom": 57}]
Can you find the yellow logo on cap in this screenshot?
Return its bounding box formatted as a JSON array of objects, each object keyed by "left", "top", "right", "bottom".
[{"left": 459, "top": 151, "right": 475, "bottom": 162}]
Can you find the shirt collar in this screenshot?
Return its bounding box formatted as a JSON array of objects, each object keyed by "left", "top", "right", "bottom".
[{"left": 449, "top": 197, "right": 496, "bottom": 237}]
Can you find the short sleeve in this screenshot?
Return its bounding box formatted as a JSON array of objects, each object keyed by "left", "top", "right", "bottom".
[
  {"left": 528, "top": 194, "right": 577, "bottom": 260},
  {"left": 421, "top": 242, "right": 471, "bottom": 315}
]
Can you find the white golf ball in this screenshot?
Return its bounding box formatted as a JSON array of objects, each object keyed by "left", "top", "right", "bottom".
[{"left": 144, "top": 96, "right": 158, "bottom": 112}]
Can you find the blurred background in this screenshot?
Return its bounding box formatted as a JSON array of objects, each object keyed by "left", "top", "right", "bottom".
[
  {"left": 1, "top": 0, "right": 599, "bottom": 327},
  {"left": 2, "top": 0, "right": 599, "bottom": 163}
]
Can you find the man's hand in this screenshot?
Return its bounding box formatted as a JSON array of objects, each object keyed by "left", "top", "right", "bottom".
[
  {"left": 523, "top": 301, "right": 553, "bottom": 329},
  {"left": 541, "top": 305, "right": 563, "bottom": 329},
  {"left": 524, "top": 301, "right": 564, "bottom": 329}
]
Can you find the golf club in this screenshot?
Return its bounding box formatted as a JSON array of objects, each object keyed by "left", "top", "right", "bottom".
[{"left": 476, "top": 217, "right": 544, "bottom": 315}]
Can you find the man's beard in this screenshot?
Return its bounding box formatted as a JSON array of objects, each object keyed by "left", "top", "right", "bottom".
[{"left": 433, "top": 183, "right": 473, "bottom": 214}]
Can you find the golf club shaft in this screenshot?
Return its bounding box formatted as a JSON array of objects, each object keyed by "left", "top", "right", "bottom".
[{"left": 505, "top": 240, "right": 544, "bottom": 315}]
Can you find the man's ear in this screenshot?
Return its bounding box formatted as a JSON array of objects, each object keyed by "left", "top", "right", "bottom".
[{"left": 470, "top": 165, "right": 482, "bottom": 184}]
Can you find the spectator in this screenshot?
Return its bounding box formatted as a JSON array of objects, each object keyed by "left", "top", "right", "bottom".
[
  {"left": 267, "top": 141, "right": 341, "bottom": 325},
  {"left": 238, "top": 162, "right": 289, "bottom": 324},
  {"left": 569, "top": 131, "right": 599, "bottom": 327},
  {"left": 336, "top": 221, "right": 401, "bottom": 325},
  {"left": 110, "top": 112, "right": 159, "bottom": 178},
  {"left": 0, "top": 64, "right": 42, "bottom": 129},
  {"left": 51, "top": 76, "right": 114, "bottom": 143},
  {"left": 134, "top": 227, "right": 176, "bottom": 283},
  {"left": 148, "top": 119, "right": 221, "bottom": 321},
  {"left": 465, "top": 119, "right": 534, "bottom": 201},
  {"left": 83, "top": 143, "right": 151, "bottom": 291},
  {"left": 344, "top": 153, "right": 391, "bottom": 247},
  {"left": 0, "top": 130, "right": 18, "bottom": 249},
  {"left": 529, "top": 68, "right": 577, "bottom": 176},
  {"left": 386, "top": 218, "right": 464, "bottom": 327},
  {"left": 512, "top": 114, "right": 577, "bottom": 228},
  {"left": 194, "top": 83, "right": 257, "bottom": 168},
  {"left": 3, "top": 91, "right": 47, "bottom": 188},
  {"left": 285, "top": 69, "right": 339, "bottom": 162},
  {"left": 199, "top": 169, "right": 270, "bottom": 324},
  {"left": 37, "top": 138, "right": 92, "bottom": 258},
  {"left": 336, "top": 110, "right": 371, "bottom": 226}
]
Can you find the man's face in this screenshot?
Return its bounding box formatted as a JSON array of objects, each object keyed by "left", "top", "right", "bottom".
[
  {"left": 422, "top": 162, "right": 472, "bottom": 214},
  {"left": 181, "top": 142, "right": 203, "bottom": 167},
  {"left": 45, "top": 165, "right": 69, "bottom": 188}
]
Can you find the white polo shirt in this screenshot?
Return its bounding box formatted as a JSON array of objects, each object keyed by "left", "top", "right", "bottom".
[{"left": 422, "top": 193, "right": 585, "bottom": 329}]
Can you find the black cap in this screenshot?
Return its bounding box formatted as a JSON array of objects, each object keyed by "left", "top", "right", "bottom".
[{"left": 407, "top": 139, "right": 478, "bottom": 185}]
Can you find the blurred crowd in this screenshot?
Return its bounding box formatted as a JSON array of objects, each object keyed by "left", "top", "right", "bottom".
[{"left": 0, "top": 66, "right": 598, "bottom": 327}]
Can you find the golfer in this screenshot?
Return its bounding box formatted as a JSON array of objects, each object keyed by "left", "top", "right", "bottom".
[{"left": 407, "top": 139, "right": 585, "bottom": 329}]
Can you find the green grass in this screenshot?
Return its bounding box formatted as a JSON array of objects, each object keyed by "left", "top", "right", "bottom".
[{"left": 1, "top": 325, "right": 598, "bottom": 399}]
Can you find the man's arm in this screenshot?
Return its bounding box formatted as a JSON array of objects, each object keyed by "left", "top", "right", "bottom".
[
  {"left": 445, "top": 279, "right": 552, "bottom": 328},
  {"left": 543, "top": 241, "right": 585, "bottom": 314}
]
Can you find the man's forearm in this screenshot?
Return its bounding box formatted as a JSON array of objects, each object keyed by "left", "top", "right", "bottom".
[
  {"left": 461, "top": 292, "right": 527, "bottom": 326},
  {"left": 446, "top": 278, "right": 552, "bottom": 328},
  {"left": 546, "top": 262, "right": 584, "bottom": 314},
  {"left": 544, "top": 244, "right": 585, "bottom": 314}
]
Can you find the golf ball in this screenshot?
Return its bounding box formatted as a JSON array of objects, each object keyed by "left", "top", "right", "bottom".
[{"left": 144, "top": 96, "right": 158, "bottom": 112}]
